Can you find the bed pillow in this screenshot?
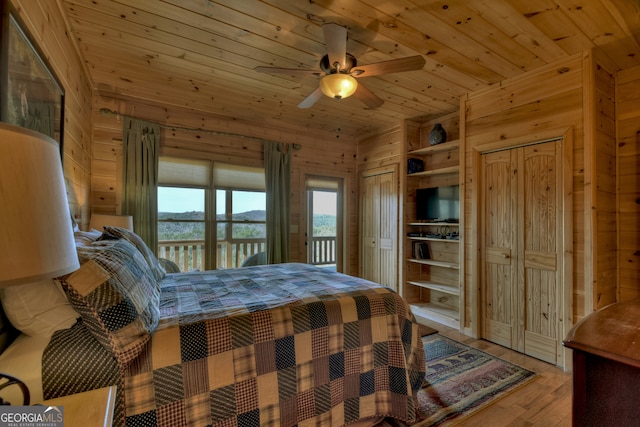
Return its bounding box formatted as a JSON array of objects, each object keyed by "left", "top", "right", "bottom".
[
  {"left": 103, "top": 226, "right": 166, "bottom": 281},
  {"left": 57, "top": 239, "right": 160, "bottom": 365},
  {"left": 0, "top": 279, "right": 79, "bottom": 338}
]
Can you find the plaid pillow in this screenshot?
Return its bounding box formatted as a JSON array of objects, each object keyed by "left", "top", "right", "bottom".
[
  {"left": 58, "top": 239, "right": 160, "bottom": 365},
  {"left": 104, "top": 226, "right": 166, "bottom": 281}
]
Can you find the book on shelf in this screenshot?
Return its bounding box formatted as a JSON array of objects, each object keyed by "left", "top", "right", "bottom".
[{"left": 412, "top": 241, "right": 430, "bottom": 259}]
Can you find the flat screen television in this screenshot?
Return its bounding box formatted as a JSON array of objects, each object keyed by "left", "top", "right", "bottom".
[{"left": 416, "top": 185, "right": 459, "bottom": 221}]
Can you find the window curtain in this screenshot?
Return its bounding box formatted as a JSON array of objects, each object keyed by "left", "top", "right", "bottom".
[
  {"left": 122, "top": 117, "right": 160, "bottom": 253},
  {"left": 264, "top": 141, "right": 291, "bottom": 264}
]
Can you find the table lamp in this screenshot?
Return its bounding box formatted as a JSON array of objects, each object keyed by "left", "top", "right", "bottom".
[{"left": 0, "top": 123, "right": 80, "bottom": 404}]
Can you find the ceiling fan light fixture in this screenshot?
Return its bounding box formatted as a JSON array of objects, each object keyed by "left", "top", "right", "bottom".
[{"left": 319, "top": 73, "right": 358, "bottom": 100}]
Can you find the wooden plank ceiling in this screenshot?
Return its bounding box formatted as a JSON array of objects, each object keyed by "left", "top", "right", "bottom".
[{"left": 61, "top": 0, "right": 640, "bottom": 138}]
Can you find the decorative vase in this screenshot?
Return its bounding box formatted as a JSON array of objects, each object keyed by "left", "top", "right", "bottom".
[{"left": 429, "top": 123, "right": 447, "bottom": 146}]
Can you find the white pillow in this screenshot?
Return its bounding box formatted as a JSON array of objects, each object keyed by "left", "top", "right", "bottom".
[{"left": 0, "top": 279, "right": 79, "bottom": 338}]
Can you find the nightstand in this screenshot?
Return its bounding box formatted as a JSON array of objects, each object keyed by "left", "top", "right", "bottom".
[{"left": 39, "top": 386, "right": 116, "bottom": 427}]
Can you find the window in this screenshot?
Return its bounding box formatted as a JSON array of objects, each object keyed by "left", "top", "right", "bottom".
[
  {"left": 305, "top": 176, "right": 343, "bottom": 272},
  {"left": 158, "top": 187, "right": 206, "bottom": 271},
  {"left": 216, "top": 189, "right": 266, "bottom": 269},
  {"left": 157, "top": 157, "right": 210, "bottom": 271},
  {"left": 157, "top": 156, "right": 265, "bottom": 270}
]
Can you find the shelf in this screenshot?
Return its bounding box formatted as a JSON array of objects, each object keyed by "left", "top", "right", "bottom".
[
  {"left": 408, "top": 139, "right": 460, "bottom": 155},
  {"left": 408, "top": 236, "right": 459, "bottom": 242},
  {"left": 408, "top": 258, "right": 459, "bottom": 269},
  {"left": 403, "top": 116, "right": 462, "bottom": 331},
  {"left": 407, "top": 280, "right": 459, "bottom": 296},
  {"left": 410, "top": 303, "right": 459, "bottom": 329},
  {"left": 409, "top": 222, "right": 459, "bottom": 227},
  {"left": 408, "top": 165, "right": 459, "bottom": 177}
]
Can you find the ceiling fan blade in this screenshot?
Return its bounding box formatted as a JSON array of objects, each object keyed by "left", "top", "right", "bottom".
[
  {"left": 254, "top": 66, "right": 322, "bottom": 77},
  {"left": 297, "top": 87, "right": 324, "bottom": 109},
  {"left": 322, "top": 23, "right": 347, "bottom": 70},
  {"left": 351, "top": 55, "right": 426, "bottom": 77},
  {"left": 352, "top": 83, "right": 384, "bottom": 109}
]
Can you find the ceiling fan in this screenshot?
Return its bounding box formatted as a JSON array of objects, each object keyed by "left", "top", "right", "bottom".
[{"left": 254, "top": 23, "right": 426, "bottom": 109}]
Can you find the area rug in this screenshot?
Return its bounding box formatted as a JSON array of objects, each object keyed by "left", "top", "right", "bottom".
[{"left": 411, "top": 334, "right": 537, "bottom": 426}]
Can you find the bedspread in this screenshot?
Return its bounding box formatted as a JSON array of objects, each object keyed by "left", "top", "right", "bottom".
[{"left": 48, "top": 263, "right": 425, "bottom": 427}]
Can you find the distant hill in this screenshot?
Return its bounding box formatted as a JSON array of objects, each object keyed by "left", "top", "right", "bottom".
[
  {"left": 158, "top": 210, "right": 265, "bottom": 221},
  {"left": 158, "top": 210, "right": 336, "bottom": 240}
]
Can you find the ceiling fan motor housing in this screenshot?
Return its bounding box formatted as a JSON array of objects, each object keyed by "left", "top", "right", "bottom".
[{"left": 320, "top": 53, "right": 357, "bottom": 74}]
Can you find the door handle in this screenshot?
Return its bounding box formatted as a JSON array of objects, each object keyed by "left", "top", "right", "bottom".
[{"left": 502, "top": 254, "right": 510, "bottom": 259}]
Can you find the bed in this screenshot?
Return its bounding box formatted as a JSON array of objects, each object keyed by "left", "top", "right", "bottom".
[{"left": 0, "top": 227, "right": 425, "bottom": 426}]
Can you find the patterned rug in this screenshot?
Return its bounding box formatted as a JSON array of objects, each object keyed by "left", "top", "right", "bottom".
[{"left": 411, "top": 334, "right": 537, "bottom": 426}]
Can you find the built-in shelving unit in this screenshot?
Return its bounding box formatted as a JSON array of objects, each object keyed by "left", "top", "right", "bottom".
[
  {"left": 406, "top": 165, "right": 459, "bottom": 177},
  {"left": 403, "top": 113, "right": 462, "bottom": 330},
  {"left": 407, "top": 258, "right": 459, "bottom": 269},
  {"left": 408, "top": 140, "right": 461, "bottom": 155}
]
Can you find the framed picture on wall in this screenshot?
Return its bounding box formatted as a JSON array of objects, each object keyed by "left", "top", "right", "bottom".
[{"left": 0, "top": 2, "right": 65, "bottom": 157}]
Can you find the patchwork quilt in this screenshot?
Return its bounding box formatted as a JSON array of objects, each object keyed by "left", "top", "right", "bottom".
[{"left": 46, "top": 263, "right": 425, "bottom": 427}]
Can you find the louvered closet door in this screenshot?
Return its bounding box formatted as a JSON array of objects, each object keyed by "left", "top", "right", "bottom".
[
  {"left": 376, "top": 171, "right": 396, "bottom": 289},
  {"left": 481, "top": 141, "right": 562, "bottom": 364},
  {"left": 362, "top": 173, "right": 380, "bottom": 282},
  {"left": 361, "top": 170, "right": 397, "bottom": 290}
]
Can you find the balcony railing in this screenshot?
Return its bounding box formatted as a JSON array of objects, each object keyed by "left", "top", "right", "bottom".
[
  {"left": 309, "top": 236, "right": 336, "bottom": 266},
  {"left": 158, "top": 239, "right": 205, "bottom": 272},
  {"left": 158, "top": 236, "right": 336, "bottom": 271},
  {"left": 217, "top": 239, "right": 265, "bottom": 269}
]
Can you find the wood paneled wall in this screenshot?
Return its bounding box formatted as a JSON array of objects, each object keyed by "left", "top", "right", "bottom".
[
  {"left": 10, "top": 0, "right": 93, "bottom": 225},
  {"left": 586, "top": 49, "right": 618, "bottom": 310},
  {"left": 462, "top": 50, "right": 617, "bottom": 331},
  {"left": 357, "top": 126, "right": 404, "bottom": 288},
  {"left": 616, "top": 65, "right": 640, "bottom": 301},
  {"left": 90, "top": 96, "right": 360, "bottom": 275}
]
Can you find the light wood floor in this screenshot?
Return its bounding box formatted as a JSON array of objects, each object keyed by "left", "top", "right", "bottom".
[{"left": 418, "top": 319, "right": 573, "bottom": 427}]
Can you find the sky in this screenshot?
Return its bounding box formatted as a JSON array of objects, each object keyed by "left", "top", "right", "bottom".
[{"left": 158, "top": 187, "right": 337, "bottom": 215}]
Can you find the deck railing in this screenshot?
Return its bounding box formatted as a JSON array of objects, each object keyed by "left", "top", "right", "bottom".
[
  {"left": 158, "top": 238, "right": 266, "bottom": 271},
  {"left": 159, "top": 235, "right": 336, "bottom": 271},
  {"left": 158, "top": 239, "right": 205, "bottom": 272},
  {"left": 217, "top": 239, "right": 266, "bottom": 269},
  {"left": 309, "top": 236, "right": 336, "bottom": 266}
]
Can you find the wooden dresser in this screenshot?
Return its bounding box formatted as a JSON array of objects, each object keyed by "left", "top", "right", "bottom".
[{"left": 563, "top": 299, "right": 640, "bottom": 426}]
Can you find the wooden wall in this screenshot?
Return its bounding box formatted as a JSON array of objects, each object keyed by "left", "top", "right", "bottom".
[
  {"left": 462, "top": 50, "right": 618, "bottom": 331},
  {"left": 358, "top": 126, "right": 404, "bottom": 171},
  {"left": 10, "top": 0, "right": 93, "bottom": 224},
  {"left": 90, "top": 96, "right": 361, "bottom": 275},
  {"left": 617, "top": 65, "right": 640, "bottom": 301},
  {"left": 586, "top": 49, "right": 618, "bottom": 310},
  {"left": 357, "top": 125, "right": 404, "bottom": 288}
]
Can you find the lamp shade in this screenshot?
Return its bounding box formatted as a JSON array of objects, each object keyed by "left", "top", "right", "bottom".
[
  {"left": 90, "top": 214, "right": 134, "bottom": 231},
  {"left": 319, "top": 73, "right": 358, "bottom": 99},
  {"left": 0, "top": 123, "right": 79, "bottom": 286}
]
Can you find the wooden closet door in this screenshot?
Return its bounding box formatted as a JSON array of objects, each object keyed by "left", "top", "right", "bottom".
[
  {"left": 361, "top": 170, "right": 398, "bottom": 290},
  {"left": 376, "top": 171, "right": 397, "bottom": 289},
  {"left": 481, "top": 150, "right": 518, "bottom": 350},
  {"left": 520, "top": 142, "right": 562, "bottom": 364},
  {"left": 481, "top": 141, "right": 562, "bottom": 364},
  {"left": 361, "top": 173, "right": 379, "bottom": 282}
]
